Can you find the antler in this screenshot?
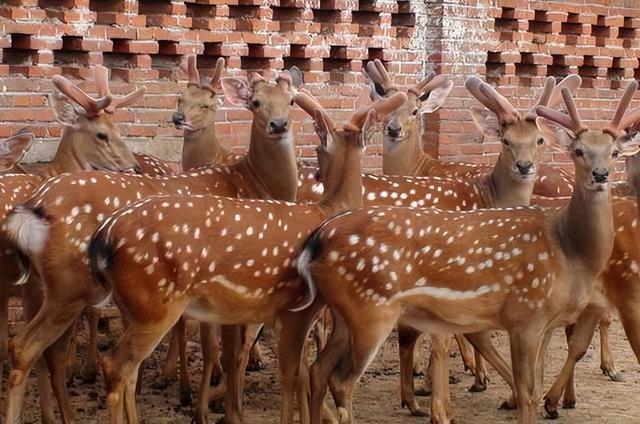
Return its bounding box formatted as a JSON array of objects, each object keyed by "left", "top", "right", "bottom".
[
  {"left": 365, "top": 59, "right": 398, "bottom": 95},
  {"left": 408, "top": 73, "right": 449, "bottom": 98},
  {"left": 186, "top": 54, "right": 201, "bottom": 86},
  {"left": 51, "top": 75, "right": 112, "bottom": 117},
  {"left": 531, "top": 76, "right": 555, "bottom": 110},
  {"left": 93, "top": 64, "right": 146, "bottom": 114},
  {"left": 348, "top": 91, "right": 408, "bottom": 131},
  {"left": 547, "top": 74, "right": 582, "bottom": 109},
  {"left": 607, "top": 80, "right": 639, "bottom": 135},
  {"left": 294, "top": 88, "right": 336, "bottom": 130},
  {"left": 465, "top": 76, "right": 519, "bottom": 123},
  {"left": 535, "top": 87, "right": 587, "bottom": 134}
]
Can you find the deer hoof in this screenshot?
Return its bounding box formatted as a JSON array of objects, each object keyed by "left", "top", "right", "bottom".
[
  {"left": 402, "top": 400, "right": 428, "bottom": 417},
  {"left": 468, "top": 380, "right": 487, "bottom": 393},
  {"left": 602, "top": 366, "right": 625, "bottom": 382},
  {"left": 337, "top": 407, "right": 349, "bottom": 423},
  {"left": 499, "top": 399, "right": 517, "bottom": 411},
  {"left": 562, "top": 399, "right": 576, "bottom": 409}
]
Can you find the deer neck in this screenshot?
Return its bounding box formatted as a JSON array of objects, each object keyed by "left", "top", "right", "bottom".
[
  {"left": 243, "top": 124, "right": 298, "bottom": 202},
  {"left": 483, "top": 154, "right": 535, "bottom": 208},
  {"left": 39, "top": 129, "right": 88, "bottom": 178},
  {"left": 383, "top": 129, "right": 431, "bottom": 176},
  {"left": 555, "top": 186, "right": 614, "bottom": 275},
  {"left": 317, "top": 156, "right": 363, "bottom": 216},
  {"left": 181, "top": 127, "right": 231, "bottom": 170}
]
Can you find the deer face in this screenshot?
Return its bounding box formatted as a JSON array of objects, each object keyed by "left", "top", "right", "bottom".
[
  {"left": 568, "top": 130, "right": 628, "bottom": 192},
  {"left": 69, "top": 113, "right": 139, "bottom": 172},
  {"left": 173, "top": 85, "right": 221, "bottom": 131},
  {"left": 500, "top": 117, "right": 544, "bottom": 180},
  {"left": 382, "top": 93, "right": 420, "bottom": 152},
  {"left": 222, "top": 76, "right": 295, "bottom": 140}
]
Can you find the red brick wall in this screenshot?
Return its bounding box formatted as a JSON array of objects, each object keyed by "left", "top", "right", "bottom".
[{"left": 1, "top": 0, "right": 640, "bottom": 172}]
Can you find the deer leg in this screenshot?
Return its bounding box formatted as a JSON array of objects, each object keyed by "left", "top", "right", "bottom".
[
  {"left": 329, "top": 315, "right": 397, "bottom": 424},
  {"left": 412, "top": 333, "right": 425, "bottom": 376},
  {"left": 20, "top": 278, "right": 56, "bottom": 423},
  {"left": 42, "top": 322, "right": 77, "bottom": 424},
  {"left": 220, "top": 325, "right": 245, "bottom": 424},
  {"left": 102, "top": 311, "right": 183, "bottom": 424},
  {"left": 77, "top": 307, "right": 101, "bottom": 384},
  {"left": 152, "top": 320, "right": 182, "bottom": 391},
  {"left": 544, "top": 308, "right": 601, "bottom": 418},
  {"left": 208, "top": 323, "right": 224, "bottom": 386},
  {"left": 510, "top": 331, "right": 542, "bottom": 424},
  {"left": 464, "top": 331, "right": 516, "bottom": 410},
  {"left": 247, "top": 335, "right": 266, "bottom": 372},
  {"left": 397, "top": 323, "right": 428, "bottom": 416},
  {"left": 453, "top": 333, "right": 476, "bottom": 373},
  {"left": 195, "top": 322, "right": 217, "bottom": 424},
  {"left": 598, "top": 311, "right": 622, "bottom": 381},
  {"left": 176, "top": 317, "right": 192, "bottom": 406},
  {"left": 0, "top": 282, "right": 8, "bottom": 387},
  {"left": 310, "top": 311, "right": 350, "bottom": 424},
  {"left": 468, "top": 347, "right": 489, "bottom": 392},
  {"left": 277, "top": 306, "right": 321, "bottom": 424},
  {"left": 429, "top": 333, "right": 453, "bottom": 424}
]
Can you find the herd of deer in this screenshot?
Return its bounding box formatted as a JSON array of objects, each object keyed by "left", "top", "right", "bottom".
[{"left": 0, "top": 54, "right": 639, "bottom": 424}]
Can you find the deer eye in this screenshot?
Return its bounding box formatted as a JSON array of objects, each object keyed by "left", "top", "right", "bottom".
[
  {"left": 612, "top": 149, "right": 620, "bottom": 159},
  {"left": 574, "top": 147, "right": 584, "bottom": 157},
  {"left": 537, "top": 138, "right": 544, "bottom": 146},
  {"left": 96, "top": 132, "right": 109, "bottom": 142},
  {"left": 502, "top": 139, "right": 510, "bottom": 146},
  {"left": 290, "top": 98, "right": 294, "bottom": 106},
  {"left": 412, "top": 109, "right": 418, "bottom": 116},
  {"left": 251, "top": 99, "right": 261, "bottom": 108}
]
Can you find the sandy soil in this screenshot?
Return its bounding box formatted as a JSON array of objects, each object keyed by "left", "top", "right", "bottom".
[{"left": 2, "top": 316, "right": 639, "bottom": 424}]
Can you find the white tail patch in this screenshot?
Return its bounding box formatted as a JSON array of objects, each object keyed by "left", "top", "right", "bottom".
[
  {"left": 292, "top": 243, "right": 317, "bottom": 312},
  {"left": 389, "top": 283, "right": 500, "bottom": 302},
  {"left": 211, "top": 275, "right": 249, "bottom": 295},
  {"left": 4, "top": 208, "right": 50, "bottom": 260}
]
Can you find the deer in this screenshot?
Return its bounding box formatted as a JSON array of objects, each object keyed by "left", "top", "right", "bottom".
[
  {"left": 84, "top": 89, "right": 406, "bottom": 424},
  {"left": 366, "top": 59, "right": 576, "bottom": 197},
  {"left": 295, "top": 83, "right": 640, "bottom": 424},
  {"left": 1, "top": 69, "right": 303, "bottom": 424},
  {"left": 0, "top": 67, "right": 145, "bottom": 422}
]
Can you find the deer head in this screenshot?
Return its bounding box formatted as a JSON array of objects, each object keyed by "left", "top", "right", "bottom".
[
  {"left": 172, "top": 55, "right": 225, "bottom": 132},
  {"left": 295, "top": 88, "right": 407, "bottom": 209},
  {"left": 467, "top": 75, "right": 582, "bottom": 182},
  {"left": 48, "top": 66, "right": 144, "bottom": 175},
  {"left": 221, "top": 71, "right": 300, "bottom": 140},
  {"left": 364, "top": 59, "right": 453, "bottom": 155},
  {"left": 0, "top": 128, "right": 35, "bottom": 172},
  {"left": 536, "top": 82, "right": 640, "bottom": 193}
]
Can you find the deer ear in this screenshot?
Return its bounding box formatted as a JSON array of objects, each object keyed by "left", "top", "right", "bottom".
[
  {"left": 535, "top": 117, "right": 574, "bottom": 151},
  {"left": 361, "top": 109, "right": 378, "bottom": 148},
  {"left": 420, "top": 80, "right": 453, "bottom": 114},
  {"left": 289, "top": 66, "right": 304, "bottom": 89},
  {"left": 470, "top": 106, "right": 501, "bottom": 141},
  {"left": 220, "top": 77, "right": 252, "bottom": 108},
  {"left": 313, "top": 110, "right": 331, "bottom": 148},
  {"left": 617, "top": 132, "right": 640, "bottom": 157},
  {"left": 0, "top": 129, "right": 34, "bottom": 171},
  {"left": 50, "top": 91, "right": 79, "bottom": 126}
]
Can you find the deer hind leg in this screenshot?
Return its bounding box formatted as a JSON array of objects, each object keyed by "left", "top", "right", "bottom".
[
  {"left": 43, "top": 323, "right": 77, "bottom": 424},
  {"left": 0, "top": 282, "right": 8, "bottom": 387},
  {"left": 102, "top": 310, "right": 183, "bottom": 424},
  {"left": 429, "top": 333, "right": 453, "bottom": 424},
  {"left": 329, "top": 314, "right": 397, "bottom": 424},
  {"left": 6, "top": 284, "right": 84, "bottom": 424},
  {"left": 397, "top": 323, "right": 428, "bottom": 416},
  {"left": 176, "top": 317, "right": 192, "bottom": 406},
  {"left": 598, "top": 310, "right": 622, "bottom": 381},
  {"left": 510, "top": 327, "right": 544, "bottom": 424},
  {"left": 220, "top": 325, "right": 247, "bottom": 424},
  {"left": 310, "top": 311, "right": 350, "bottom": 424},
  {"left": 152, "top": 319, "right": 183, "bottom": 391},
  {"left": 247, "top": 331, "right": 266, "bottom": 372},
  {"left": 277, "top": 305, "right": 323, "bottom": 424},
  {"left": 453, "top": 333, "right": 476, "bottom": 374},
  {"left": 464, "top": 331, "right": 515, "bottom": 409},
  {"left": 76, "top": 307, "right": 101, "bottom": 384},
  {"left": 543, "top": 308, "right": 601, "bottom": 418}
]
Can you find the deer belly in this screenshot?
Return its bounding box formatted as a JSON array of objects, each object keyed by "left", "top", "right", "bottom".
[{"left": 399, "top": 301, "right": 501, "bottom": 335}]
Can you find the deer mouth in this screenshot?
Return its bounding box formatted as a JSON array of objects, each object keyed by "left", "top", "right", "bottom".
[
  {"left": 587, "top": 179, "right": 609, "bottom": 191},
  {"left": 174, "top": 120, "right": 196, "bottom": 131}
]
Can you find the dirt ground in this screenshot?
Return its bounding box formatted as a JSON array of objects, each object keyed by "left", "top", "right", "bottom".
[{"left": 2, "top": 316, "right": 639, "bottom": 424}]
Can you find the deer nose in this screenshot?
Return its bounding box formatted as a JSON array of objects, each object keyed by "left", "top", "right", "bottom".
[
  {"left": 269, "top": 119, "right": 288, "bottom": 134},
  {"left": 516, "top": 161, "right": 534, "bottom": 175},
  {"left": 387, "top": 123, "right": 402, "bottom": 138},
  {"left": 172, "top": 112, "right": 185, "bottom": 126},
  {"left": 592, "top": 169, "right": 609, "bottom": 183}
]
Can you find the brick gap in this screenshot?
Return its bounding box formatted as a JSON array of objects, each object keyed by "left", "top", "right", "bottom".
[
  {"left": 103, "top": 51, "right": 137, "bottom": 69},
  {"left": 391, "top": 10, "right": 414, "bottom": 28},
  {"left": 495, "top": 17, "right": 518, "bottom": 33},
  {"left": 228, "top": 4, "right": 261, "bottom": 18},
  {"left": 88, "top": 0, "right": 123, "bottom": 13},
  {"left": 185, "top": 2, "right": 217, "bottom": 18},
  {"left": 323, "top": 58, "right": 351, "bottom": 72},
  {"left": 2, "top": 46, "right": 36, "bottom": 66},
  {"left": 283, "top": 57, "right": 311, "bottom": 71},
  {"left": 151, "top": 54, "right": 182, "bottom": 78},
  {"left": 198, "top": 54, "right": 226, "bottom": 78},
  {"left": 203, "top": 42, "right": 224, "bottom": 57},
  {"left": 561, "top": 13, "right": 583, "bottom": 35},
  {"left": 240, "top": 56, "right": 273, "bottom": 73},
  {"left": 367, "top": 47, "right": 383, "bottom": 61}
]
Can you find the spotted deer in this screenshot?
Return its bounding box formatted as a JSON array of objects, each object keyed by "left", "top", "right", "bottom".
[
  {"left": 0, "top": 68, "right": 145, "bottom": 422},
  {"left": 365, "top": 59, "right": 576, "bottom": 197},
  {"left": 84, "top": 89, "right": 406, "bottom": 424},
  {"left": 295, "top": 85, "right": 640, "bottom": 424},
  {"left": 1, "top": 70, "right": 303, "bottom": 424}
]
